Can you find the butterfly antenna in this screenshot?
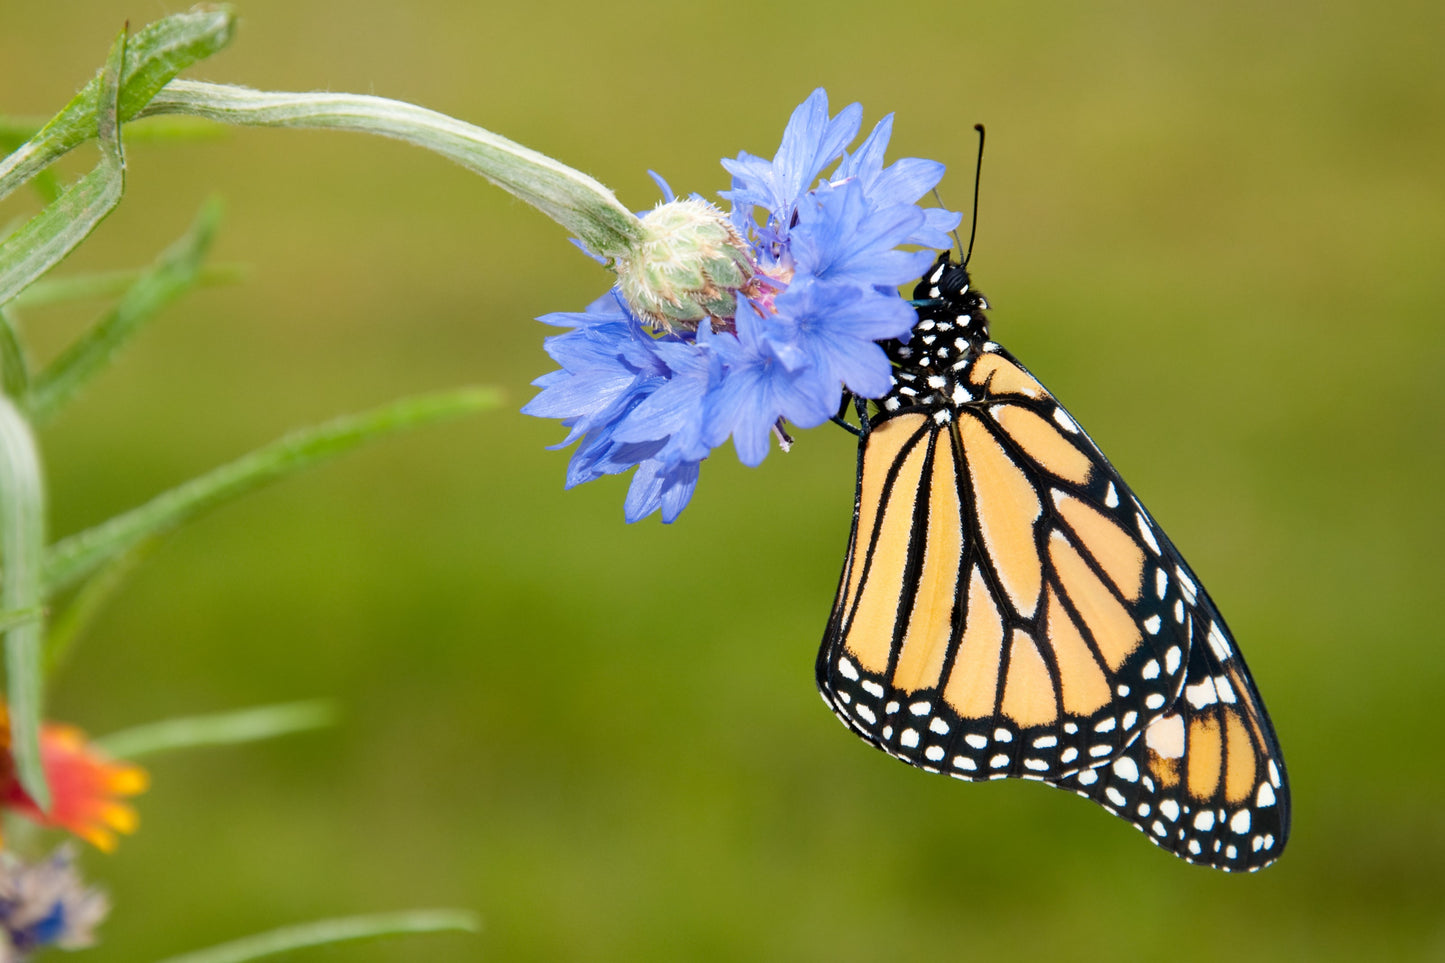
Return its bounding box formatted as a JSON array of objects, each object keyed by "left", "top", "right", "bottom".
[
  {"left": 932, "top": 187, "right": 966, "bottom": 258},
  {"left": 964, "top": 123, "right": 985, "bottom": 268}
]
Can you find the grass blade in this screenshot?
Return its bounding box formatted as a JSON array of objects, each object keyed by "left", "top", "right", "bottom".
[
  {"left": 96, "top": 700, "right": 337, "bottom": 760},
  {"left": 0, "top": 607, "right": 43, "bottom": 634},
  {"left": 0, "top": 396, "right": 49, "bottom": 809},
  {"left": 44, "top": 387, "right": 502, "bottom": 593},
  {"left": 11, "top": 263, "right": 244, "bottom": 309},
  {"left": 0, "top": 8, "right": 235, "bottom": 202},
  {"left": 153, "top": 910, "right": 479, "bottom": 963},
  {"left": 0, "top": 29, "right": 127, "bottom": 308},
  {"left": 0, "top": 306, "right": 29, "bottom": 395},
  {"left": 26, "top": 197, "right": 222, "bottom": 421}
]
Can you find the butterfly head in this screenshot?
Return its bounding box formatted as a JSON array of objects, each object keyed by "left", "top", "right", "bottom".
[{"left": 874, "top": 254, "right": 994, "bottom": 418}]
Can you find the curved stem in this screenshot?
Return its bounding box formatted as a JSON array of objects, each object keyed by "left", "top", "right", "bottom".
[{"left": 141, "top": 80, "right": 644, "bottom": 259}]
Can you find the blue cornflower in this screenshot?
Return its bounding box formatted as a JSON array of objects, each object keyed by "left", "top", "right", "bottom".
[{"left": 524, "top": 89, "right": 961, "bottom": 522}]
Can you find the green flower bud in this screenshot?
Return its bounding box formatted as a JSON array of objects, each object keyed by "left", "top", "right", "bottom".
[{"left": 615, "top": 198, "right": 755, "bottom": 331}]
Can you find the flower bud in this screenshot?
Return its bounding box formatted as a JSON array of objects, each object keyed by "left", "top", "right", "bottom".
[{"left": 615, "top": 198, "right": 755, "bottom": 331}]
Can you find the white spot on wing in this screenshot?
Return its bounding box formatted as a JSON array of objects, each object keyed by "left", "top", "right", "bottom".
[
  {"left": 1193, "top": 810, "right": 1216, "bottom": 832},
  {"left": 1175, "top": 566, "right": 1198, "bottom": 603},
  {"left": 965, "top": 734, "right": 988, "bottom": 750},
  {"left": 1053, "top": 408, "right": 1079, "bottom": 434},
  {"left": 1185, "top": 678, "right": 1219, "bottom": 709},
  {"left": 1113, "top": 757, "right": 1140, "bottom": 782},
  {"left": 1257, "top": 783, "right": 1276, "bottom": 807},
  {"left": 1145, "top": 714, "right": 1186, "bottom": 759},
  {"left": 837, "top": 657, "right": 859, "bottom": 681},
  {"left": 1230, "top": 810, "right": 1251, "bottom": 834},
  {"left": 1214, "top": 675, "right": 1237, "bottom": 703},
  {"left": 1207, "top": 621, "right": 1233, "bottom": 660},
  {"left": 1137, "top": 514, "right": 1161, "bottom": 554}
]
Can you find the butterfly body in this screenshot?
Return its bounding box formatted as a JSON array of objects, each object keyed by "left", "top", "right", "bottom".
[{"left": 816, "top": 253, "right": 1290, "bottom": 871}]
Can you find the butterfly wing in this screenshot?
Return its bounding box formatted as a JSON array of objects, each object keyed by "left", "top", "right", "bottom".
[
  {"left": 817, "top": 348, "right": 1199, "bottom": 782},
  {"left": 1055, "top": 580, "right": 1291, "bottom": 871}
]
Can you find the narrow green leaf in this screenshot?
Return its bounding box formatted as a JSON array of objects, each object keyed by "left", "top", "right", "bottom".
[
  {"left": 10, "top": 263, "right": 242, "bottom": 307},
  {"left": 0, "top": 608, "right": 43, "bottom": 634},
  {"left": 0, "top": 306, "right": 29, "bottom": 396},
  {"left": 140, "top": 80, "right": 645, "bottom": 259},
  {"left": 45, "top": 387, "right": 502, "bottom": 593},
  {"left": 0, "top": 30, "right": 128, "bottom": 308},
  {"left": 0, "top": 130, "right": 61, "bottom": 204},
  {"left": 95, "top": 700, "right": 337, "bottom": 760},
  {"left": 12, "top": 263, "right": 244, "bottom": 309},
  {"left": 0, "top": 8, "right": 235, "bottom": 202},
  {"left": 0, "top": 119, "right": 47, "bottom": 141},
  {"left": 43, "top": 539, "right": 155, "bottom": 677},
  {"left": 153, "top": 910, "right": 480, "bottom": 963},
  {"left": 26, "top": 197, "right": 223, "bottom": 422},
  {"left": 0, "top": 396, "right": 49, "bottom": 810},
  {"left": 0, "top": 26, "right": 128, "bottom": 810}
]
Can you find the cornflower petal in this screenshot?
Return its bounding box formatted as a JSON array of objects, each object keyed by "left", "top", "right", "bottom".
[
  {"left": 527, "top": 89, "right": 960, "bottom": 520},
  {"left": 721, "top": 89, "right": 862, "bottom": 236}
]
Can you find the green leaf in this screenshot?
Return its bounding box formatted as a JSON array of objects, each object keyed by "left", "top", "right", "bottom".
[
  {"left": 0, "top": 607, "right": 43, "bottom": 634},
  {"left": 0, "top": 26, "right": 130, "bottom": 810},
  {"left": 10, "top": 262, "right": 244, "bottom": 310},
  {"left": 0, "top": 396, "right": 49, "bottom": 810},
  {"left": 0, "top": 29, "right": 128, "bottom": 309},
  {"left": 152, "top": 910, "right": 480, "bottom": 963},
  {"left": 25, "top": 197, "right": 223, "bottom": 422},
  {"left": 95, "top": 700, "right": 337, "bottom": 759},
  {"left": 44, "top": 387, "right": 503, "bottom": 593},
  {"left": 0, "top": 306, "right": 29, "bottom": 396},
  {"left": 43, "top": 538, "right": 155, "bottom": 677},
  {"left": 0, "top": 8, "right": 236, "bottom": 202}
]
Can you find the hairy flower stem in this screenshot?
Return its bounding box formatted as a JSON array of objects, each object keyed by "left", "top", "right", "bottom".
[{"left": 139, "top": 80, "right": 644, "bottom": 260}]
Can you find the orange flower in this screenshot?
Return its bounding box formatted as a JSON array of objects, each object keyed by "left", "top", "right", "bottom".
[{"left": 0, "top": 708, "right": 147, "bottom": 853}]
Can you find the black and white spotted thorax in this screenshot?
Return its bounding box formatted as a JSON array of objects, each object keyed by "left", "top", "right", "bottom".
[{"left": 879, "top": 254, "right": 994, "bottom": 419}]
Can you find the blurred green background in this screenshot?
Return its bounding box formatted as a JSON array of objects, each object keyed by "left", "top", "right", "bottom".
[{"left": 3, "top": 0, "right": 1444, "bottom": 959}]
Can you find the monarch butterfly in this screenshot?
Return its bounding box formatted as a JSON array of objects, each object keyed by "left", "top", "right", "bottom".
[{"left": 816, "top": 251, "right": 1290, "bottom": 871}]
